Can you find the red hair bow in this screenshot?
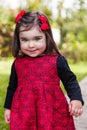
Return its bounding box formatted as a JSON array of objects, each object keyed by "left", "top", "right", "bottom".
[
  {"left": 15, "top": 10, "right": 26, "bottom": 23},
  {"left": 38, "top": 15, "right": 49, "bottom": 30}
]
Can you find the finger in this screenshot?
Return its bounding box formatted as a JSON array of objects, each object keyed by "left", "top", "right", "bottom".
[
  {"left": 69, "top": 105, "right": 75, "bottom": 116},
  {"left": 69, "top": 103, "right": 72, "bottom": 113},
  {"left": 6, "top": 118, "right": 10, "bottom": 124},
  {"left": 74, "top": 108, "right": 83, "bottom": 117},
  {"left": 5, "top": 115, "right": 10, "bottom": 124},
  {"left": 73, "top": 109, "right": 79, "bottom": 117}
]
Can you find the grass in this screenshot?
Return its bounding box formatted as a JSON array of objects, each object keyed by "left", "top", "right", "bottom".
[
  {"left": 0, "top": 58, "right": 13, "bottom": 130},
  {"left": 0, "top": 58, "right": 87, "bottom": 129},
  {"left": 68, "top": 60, "right": 87, "bottom": 82},
  {"left": 61, "top": 59, "right": 87, "bottom": 93}
]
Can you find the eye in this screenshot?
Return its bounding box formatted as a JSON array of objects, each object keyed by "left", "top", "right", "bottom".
[
  {"left": 34, "top": 37, "right": 42, "bottom": 41},
  {"left": 20, "top": 38, "right": 28, "bottom": 42}
]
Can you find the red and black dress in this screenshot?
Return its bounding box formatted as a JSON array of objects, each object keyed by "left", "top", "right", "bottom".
[{"left": 4, "top": 55, "right": 84, "bottom": 130}]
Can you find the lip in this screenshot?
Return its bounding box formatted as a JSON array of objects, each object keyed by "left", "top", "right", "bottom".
[
  {"left": 28, "top": 49, "right": 37, "bottom": 54},
  {"left": 29, "top": 50, "right": 37, "bottom": 52}
]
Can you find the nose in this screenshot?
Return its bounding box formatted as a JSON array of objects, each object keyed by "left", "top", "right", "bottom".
[{"left": 28, "top": 41, "right": 34, "bottom": 48}]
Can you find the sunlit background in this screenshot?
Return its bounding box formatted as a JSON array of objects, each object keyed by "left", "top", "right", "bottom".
[
  {"left": 0, "top": 0, "right": 87, "bottom": 60},
  {"left": 0, "top": 1, "right": 87, "bottom": 130}
]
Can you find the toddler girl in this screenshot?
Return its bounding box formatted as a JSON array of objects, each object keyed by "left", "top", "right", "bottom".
[{"left": 4, "top": 10, "right": 84, "bottom": 130}]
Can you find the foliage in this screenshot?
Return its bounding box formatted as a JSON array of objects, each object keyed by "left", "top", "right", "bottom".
[
  {"left": 0, "top": 58, "right": 13, "bottom": 130},
  {"left": 61, "top": 41, "right": 87, "bottom": 63},
  {"left": 0, "top": 8, "right": 15, "bottom": 57},
  {"left": 0, "top": 0, "right": 87, "bottom": 61},
  {"left": 27, "top": 0, "right": 42, "bottom": 11},
  {"left": 56, "top": 0, "right": 87, "bottom": 45}
]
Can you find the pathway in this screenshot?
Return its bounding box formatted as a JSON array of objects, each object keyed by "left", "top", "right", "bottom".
[{"left": 74, "top": 77, "right": 87, "bottom": 130}]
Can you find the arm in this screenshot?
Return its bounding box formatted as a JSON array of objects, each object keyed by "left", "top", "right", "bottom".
[
  {"left": 4, "top": 62, "right": 17, "bottom": 123},
  {"left": 57, "top": 56, "right": 84, "bottom": 117}
]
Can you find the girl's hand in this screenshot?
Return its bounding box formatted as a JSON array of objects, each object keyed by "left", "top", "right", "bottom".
[
  {"left": 69, "top": 100, "right": 83, "bottom": 117},
  {"left": 4, "top": 109, "right": 11, "bottom": 124}
]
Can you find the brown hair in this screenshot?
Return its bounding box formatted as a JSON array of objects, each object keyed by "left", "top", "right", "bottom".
[{"left": 12, "top": 11, "right": 60, "bottom": 57}]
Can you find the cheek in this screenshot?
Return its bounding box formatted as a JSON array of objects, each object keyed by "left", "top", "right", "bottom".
[
  {"left": 39, "top": 38, "right": 46, "bottom": 49},
  {"left": 20, "top": 43, "right": 27, "bottom": 49},
  {"left": 43, "top": 43, "right": 46, "bottom": 50},
  {"left": 38, "top": 41, "right": 46, "bottom": 50},
  {"left": 42, "top": 40, "right": 46, "bottom": 50},
  {"left": 40, "top": 44, "right": 46, "bottom": 53}
]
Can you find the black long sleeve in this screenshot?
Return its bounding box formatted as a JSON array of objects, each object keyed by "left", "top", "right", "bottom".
[
  {"left": 57, "top": 56, "right": 84, "bottom": 105},
  {"left": 4, "top": 62, "right": 17, "bottom": 109}
]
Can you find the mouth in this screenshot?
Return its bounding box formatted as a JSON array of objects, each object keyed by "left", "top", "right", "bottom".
[{"left": 28, "top": 49, "right": 37, "bottom": 53}]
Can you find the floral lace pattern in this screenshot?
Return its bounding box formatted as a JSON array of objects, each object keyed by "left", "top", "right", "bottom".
[{"left": 10, "top": 55, "right": 75, "bottom": 130}]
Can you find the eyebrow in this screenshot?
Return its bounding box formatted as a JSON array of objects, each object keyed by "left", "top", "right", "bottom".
[
  {"left": 34, "top": 35, "right": 43, "bottom": 38},
  {"left": 20, "top": 35, "right": 43, "bottom": 40},
  {"left": 20, "top": 35, "right": 43, "bottom": 38}
]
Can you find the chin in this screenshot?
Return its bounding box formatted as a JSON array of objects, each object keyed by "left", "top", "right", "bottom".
[{"left": 28, "top": 54, "right": 39, "bottom": 57}]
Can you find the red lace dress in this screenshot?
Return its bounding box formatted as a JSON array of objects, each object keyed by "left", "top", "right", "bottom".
[{"left": 10, "top": 55, "right": 75, "bottom": 130}]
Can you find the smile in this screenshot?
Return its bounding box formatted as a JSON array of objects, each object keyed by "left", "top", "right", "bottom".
[{"left": 28, "top": 50, "right": 37, "bottom": 53}]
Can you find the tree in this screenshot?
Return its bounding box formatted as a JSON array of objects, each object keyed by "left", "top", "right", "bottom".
[
  {"left": 56, "top": 0, "right": 65, "bottom": 44},
  {"left": 0, "top": 8, "right": 15, "bottom": 57},
  {"left": 56, "top": 0, "right": 87, "bottom": 44}
]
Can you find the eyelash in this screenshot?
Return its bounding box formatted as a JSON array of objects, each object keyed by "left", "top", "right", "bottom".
[
  {"left": 21, "top": 39, "right": 27, "bottom": 42},
  {"left": 35, "top": 37, "right": 41, "bottom": 40},
  {"left": 20, "top": 37, "right": 41, "bottom": 42}
]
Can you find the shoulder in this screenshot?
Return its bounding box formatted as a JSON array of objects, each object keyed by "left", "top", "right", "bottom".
[
  {"left": 13, "top": 57, "right": 23, "bottom": 69},
  {"left": 14, "top": 56, "right": 26, "bottom": 64},
  {"left": 57, "top": 55, "right": 69, "bottom": 69},
  {"left": 14, "top": 56, "right": 23, "bottom": 61},
  {"left": 57, "top": 55, "right": 67, "bottom": 64}
]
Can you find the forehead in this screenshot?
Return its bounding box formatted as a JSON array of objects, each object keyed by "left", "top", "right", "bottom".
[{"left": 19, "top": 25, "right": 44, "bottom": 37}]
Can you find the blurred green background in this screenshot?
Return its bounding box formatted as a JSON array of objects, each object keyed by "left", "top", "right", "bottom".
[{"left": 0, "top": 0, "right": 87, "bottom": 129}]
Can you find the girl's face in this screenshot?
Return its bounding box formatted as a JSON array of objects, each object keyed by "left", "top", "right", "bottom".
[{"left": 19, "top": 25, "right": 46, "bottom": 57}]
